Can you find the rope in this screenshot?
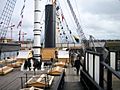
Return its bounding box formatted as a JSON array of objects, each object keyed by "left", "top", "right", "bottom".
[
  {"left": 74, "top": 0, "right": 83, "bottom": 27},
  {"left": 66, "top": 0, "right": 89, "bottom": 51},
  {"left": 17, "top": 0, "right": 27, "bottom": 29},
  {"left": 17, "top": 0, "right": 27, "bottom": 41},
  {"left": 57, "top": 0, "right": 75, "bottom": 43},
  {"left": 0, "top": 0, "right": 17, "bottom": 39}
]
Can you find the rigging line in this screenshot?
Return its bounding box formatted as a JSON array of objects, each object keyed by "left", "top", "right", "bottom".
[
  {"left": 60, "top": 0, "right": 82, "bottom": 43},
  {"left": 56, "top": 11, "right": 70, "bottom": 43},
  {"left": 58, "top": 0, "right": 76, "bottom": 28},
  {"left": 39, "top": 0, "right": 49, "bottom": 44},
  {"left": 66, "top": 0, "right": 89, "bottom": 51},
  {"left": 56, "top": 11, "right": 71, "bottom": 43},
  {"left": 57, "top": 0, "right": 75, "bottom": 43},
  {"left": 66, "top": 0, "right": 87, "bottom": 41},
  {"left": 66, "top": 0, "right": 82, "bottom": 31},
  {"left": 17, "top": 0, "right": 27, "bottom": 41},
  {"left": 0, "top": 0, "right": 17, "bottom": 38},
  {"left": 60, "top": 11, "right": 75, "bottom": 43},
  {"left": 58, "top": 15, "right": 73, "bottom": 43},
  {"left": 40, "top": 0, "right": 48, "bottom": 24},
  {"left": 56, "top": 16, "right": 66, "bottom": 43},
  {"left": 74, "top": 0, "right": 83, "bottom": 27}
]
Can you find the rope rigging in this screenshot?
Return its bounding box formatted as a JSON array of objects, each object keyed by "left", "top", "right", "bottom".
[
  {"left": 0, "top": 0, "right": 17, "bottom": 40},
  {"left": 17, "top": 0, "right": 27, "bottom": 42},
  {"left": 60, "top": 9, "right": 75, "bottom": 43},
  {"left": 66, "top": 0, "right": 88, "bottom": 48},
  {"left": 56, "top": 1, "right": 77, "bottom": 43}
]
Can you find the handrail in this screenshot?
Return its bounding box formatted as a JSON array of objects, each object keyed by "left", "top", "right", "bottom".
[
  {"left": 101, "top": 61, "right": 120, "bottom": 79},
  {"left": 81, "top": 70, "right": 104, "bottom": 90}
]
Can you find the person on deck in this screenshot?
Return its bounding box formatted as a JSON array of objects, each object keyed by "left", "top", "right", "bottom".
[
  {"left": 55, "top": 50, "right": 58, "bottom": 61},
  {"left": 27, "top": 58, "right": 31, "bottom": 70},
  {"left": 33, "top": 58, "right": 38, "bottom": 71},
  {"left": 74, "top": 56, "right": 81, "bottom": 75},
  {"left": 70, "top": 51, "right": 74, "bottom": 67},
  {"left": 24, "top": 60, "right": 28, "bottom": 70}
]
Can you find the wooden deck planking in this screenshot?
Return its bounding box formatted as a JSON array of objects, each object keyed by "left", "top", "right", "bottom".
[
  {"left": 0, "top": 68, "right": 24, "bottom": 90},
  {"left": 63, "top": 65, "right": 84, "bottom": 90},
  {"left": 0, "top": 65, "right": 119, "bottom": 90}
]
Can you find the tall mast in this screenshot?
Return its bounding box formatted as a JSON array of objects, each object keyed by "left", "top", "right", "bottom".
[{"left": 33, "top": 0, "right": 41, "bottom": 62}]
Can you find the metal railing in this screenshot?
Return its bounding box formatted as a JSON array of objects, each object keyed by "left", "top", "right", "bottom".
[{"left": 80, "top": 50, "right": 120, "bottom": 90}]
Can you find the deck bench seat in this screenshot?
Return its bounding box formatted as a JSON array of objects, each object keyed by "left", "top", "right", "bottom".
[
  {"left": 47, "top": 66, "right": 65, "bottom": 76},
  {"left": 26, "top": 74, "right": 54, "bottom": 88},
  {"left": 7, "top": 62, "right": 21, "bottom": 68},
  {"left": 54, "top": 61, "right": 67, "bottom": 68},
  {"left": 0, "top": 66, "right": 13, "bottom": 75}
]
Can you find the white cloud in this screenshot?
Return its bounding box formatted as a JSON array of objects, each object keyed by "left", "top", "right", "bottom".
[
  {"left": 80, "top": 12, "right": 120, "bottom": 39},
  {"left": 73, "top": 0, "right": 120, "bottom": 40}
]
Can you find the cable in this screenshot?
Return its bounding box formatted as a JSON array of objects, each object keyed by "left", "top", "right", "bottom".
[
  {"left": 66, "top": 0, "right": 89, "bottom": 51},
  {"left": 58, "top": 0, "right": 76, "bottom": 29},
  {"left": 74, "top": 0, "right": 83, "bottom": 27},
  {"left": 0, "top": 0, "right": 17, "bottom": 39},
  {"left": 57, "top": 0, "right": 75, "bottom": 43}
]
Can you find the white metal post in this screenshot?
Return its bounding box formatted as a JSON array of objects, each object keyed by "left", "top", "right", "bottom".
[{"left": 33, "top": 0, "right": 41, "bottom": 61}]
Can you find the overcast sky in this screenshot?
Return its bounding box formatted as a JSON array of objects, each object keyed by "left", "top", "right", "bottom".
[{"left": 1, "top": 0, "right": 120, "bottom": 41}]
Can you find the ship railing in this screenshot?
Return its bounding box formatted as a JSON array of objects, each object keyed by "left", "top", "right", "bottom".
[{"left": 80, "top": 50, "right": 120, "bottom": 90}]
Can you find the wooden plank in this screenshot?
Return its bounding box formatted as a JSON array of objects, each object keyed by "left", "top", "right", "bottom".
[{"left": 0, "top": 68, "right": 24, "bottom": 90}]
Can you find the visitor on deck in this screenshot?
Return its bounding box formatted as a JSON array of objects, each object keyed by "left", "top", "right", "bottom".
[
  {"left": 55, "top": 50, "right": 58, "bottom": 61},
  {"left": 27, "top": 58, "right": 31, "bottom": 70},
  {"left": 24, "top": 60, "right": 28, "bottom": 70},
  {"left": 70, "top": 51, "right": 74, "bottom": 67},
  {"left": 32, "top": 58, "right": 37, "bottom": 71},
  {"left": 38, "top": 60, "right": 42, "bottom": 70},
  {"left": 74, "top": 56, "right": 80, "bottom": 75}
]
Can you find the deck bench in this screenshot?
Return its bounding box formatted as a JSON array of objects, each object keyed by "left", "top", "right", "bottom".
[
  {"left": 26, "top": 74, "right": 54, "bottom": 88},
  {"left": 47, "top": 66, "right": 65, "bottom": 76},
  {"left": 0, "top": 66, "right": 13, "bottom": 75}
]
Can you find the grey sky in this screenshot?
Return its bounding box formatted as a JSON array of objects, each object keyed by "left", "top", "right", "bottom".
[
  {"left": 0, "top": 0, "right": 120, "bottom": 41},
  {"left": 76, "top": 0, "right": 120, "bottom": 39}
]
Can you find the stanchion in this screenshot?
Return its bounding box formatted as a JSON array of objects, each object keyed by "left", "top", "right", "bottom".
[{"left": 20, "top": 77, "right": 23, "bottom": 89}]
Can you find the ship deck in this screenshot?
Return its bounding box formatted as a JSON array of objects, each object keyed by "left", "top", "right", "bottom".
[
  {"left": 0, "top": 65, "right": 120, "bottom": 90},
  {"left": 0, "top": 65, "right": 84, "bottom": 90},
  {"left": 63, "top": 65, "right": 83, "bottom": 90}
]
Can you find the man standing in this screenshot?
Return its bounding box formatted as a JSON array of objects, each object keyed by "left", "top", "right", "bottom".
[
  {"left": 27, "top": 58, "right": 31, "bottom": 70},
  {"left": 74, "top": 56, "right": 80, "bottom": 75}
]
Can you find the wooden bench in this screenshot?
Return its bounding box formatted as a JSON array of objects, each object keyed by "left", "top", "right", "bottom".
[
  {"left": 54, "top": 61, "right": 67, "bottom": 68},
  {"left": 7, "top": 62, "right": 21, "bottom": 68},
  {"left": 26, "top": 74, "right": 54, "bottom": 88},
  {"left": 47, "top": 66, "right": 65, "bottom": 76},
  {"left": 0, "top": 66, "right": 13, "bottom": 75},
  {"left": 48, "top": 71, "right": 65, "bottom": 90}
]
